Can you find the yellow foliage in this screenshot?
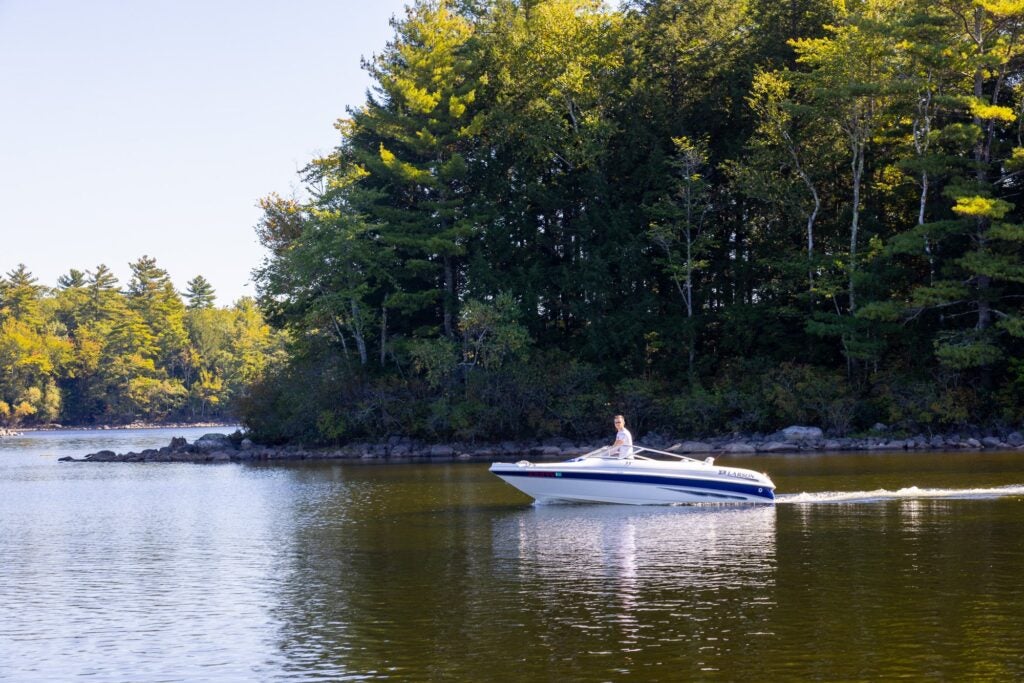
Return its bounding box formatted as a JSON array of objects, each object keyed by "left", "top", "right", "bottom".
[
  {"left": 13, "top": 401, "right": 36, "bottom": 420},
  {"left": 1006, "top": 147, "right": 1024, "bottom": 172},
  {"left": 874, "top": 165, "right": 906, "bottom": 193},
  {"left": 951, "top": 196, "right": 1013, "bottom": 219},
  {"left": 379, "top": 144, "right": 434, "bottom": 184},
  {"left": 969, "top": 100, "right": 1016, "bottom": 123},
  {"left": 395, "top": 77, "right": 440, "bottom": 115},
  {"left": 449, "top": 95, "right": 467, "bottom": 119},
  {"left": 978, "top": 0, "right": 1024, "bottom": 17}
]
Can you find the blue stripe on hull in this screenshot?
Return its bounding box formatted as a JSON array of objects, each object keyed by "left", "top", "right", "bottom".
[{"left": 497, "top": 469, "right": 775, "bottom": 501}]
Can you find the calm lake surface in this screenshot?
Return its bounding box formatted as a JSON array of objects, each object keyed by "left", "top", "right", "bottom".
[{"left": 3, "top": 428, "right": 1024, "bottom": 681}]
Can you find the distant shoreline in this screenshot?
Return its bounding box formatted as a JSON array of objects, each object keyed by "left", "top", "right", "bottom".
[{"left": 9, "top": 421, "right": 240, "bottom": 435}]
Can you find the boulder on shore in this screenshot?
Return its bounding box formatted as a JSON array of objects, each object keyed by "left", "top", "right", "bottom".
[
  {"left": 669, "top": 441, "right": 715, "bottom": 454},
  {"left": 194, "top": 433, "right": 234, "bottom": 452},
  {"left": 782, "top": 426, "right": 824, "bottom": 442}
]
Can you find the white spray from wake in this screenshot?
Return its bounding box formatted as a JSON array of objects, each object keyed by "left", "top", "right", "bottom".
[{"left": 776, "top": 485, "right": 1024, "bottom": 504}]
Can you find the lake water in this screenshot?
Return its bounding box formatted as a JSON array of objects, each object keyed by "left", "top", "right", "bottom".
[{"left": 3, "top": 428, "right": 1024, "bottom": 680}]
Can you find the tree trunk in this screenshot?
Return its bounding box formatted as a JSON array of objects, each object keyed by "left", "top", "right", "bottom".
[
  {"left": 849, "top": 141, "right": 864, "bottom": 313},
  {"left": 443, "top": 255, "right": 455, "bottom": 339},
  {"left": 973, "top": 8, "right": 991, "bottom": 332},
  {"left": 920, "top": 171, "right": 936, "bottom": 285},
  {"left": 380, "top": 305, "right": 388, "bottom": 366},
  {"left": 350, "top": 299, "right": 368, "bottom": 366}
]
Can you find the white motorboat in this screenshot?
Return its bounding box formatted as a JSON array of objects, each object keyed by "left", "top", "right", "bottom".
[{"left": 489, "top": 446, "right": 776, "bottom": 505}]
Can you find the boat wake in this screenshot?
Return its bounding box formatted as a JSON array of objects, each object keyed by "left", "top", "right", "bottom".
[{"left": 777, "top": 485, "right": 1024, "bottom": 504}]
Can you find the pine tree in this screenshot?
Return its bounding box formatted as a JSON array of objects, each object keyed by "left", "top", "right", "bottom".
[
  {"left": 345, "top": 0, "right": 486, "bottom": 339},
  {"left": 127, "top": 256, "right": 191, "bottom": 381},
  {"left": 57, "top": 269, "right": 87, "bottom": 289},
  {"left": 1, "top": 264, "right": 45, "bottom": 328},
  {"left": 84, "top": 264, "right": 122, "bottom": 324},
  {"left": 184, "top": 275, "right": 216, "bottom": 310}
]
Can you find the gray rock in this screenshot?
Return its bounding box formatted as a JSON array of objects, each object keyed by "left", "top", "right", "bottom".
[
  {"left": 757, "top": 441, "right": 796, "bottom": 453},
  {"left": 194, "top": 433, "right": 233, "bottom": 452},
  {"left": 782, "top": 426, "right": 824, "bottom": 442},
  {"left": 210, "top": 451, "right": 232, "bottom": 462},
  {"left": 871, "top": 422, "right": 889, "bottom": 432},
  {"left": 722, "top": 442, "right": 756, "bottom": 454},
  {"left": 1008, "top": 432, "right": 1024, "bottom": 447},
  {"left": 170, "top": 451, "right": 199, "bottom": 462},
  {"left": 240, "top": 438, "right": 253, "bottom": 451},
  {"left": 981, "top": 436, "right": 1004, "bottom": 449},
  {"left": 929, "top": 435, "right": 946, "bottom": 448},
  {"left": 964, "top": 438, "right": 982, "bottom": 449},
  {"left": 429, "top": 445, "right": 455, "bottom": 458},
  {"left": 670, "top": 441, "right": 715, "bottom": 454},
  {"left": 87, "top": 450, "right": 117, "bottom": 461},
  {"left": 822, "top": 440, "right": 845, "bottom": 450}
]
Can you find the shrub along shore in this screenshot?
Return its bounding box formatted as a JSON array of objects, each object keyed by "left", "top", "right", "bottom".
[{"left": 60, "top": 426, "right": 1024, "bottom": 464}]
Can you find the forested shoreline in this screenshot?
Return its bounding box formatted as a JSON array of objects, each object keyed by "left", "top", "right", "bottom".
[
  {"left": 11, "top": 0, "right": 1024, "bottom": 445},
  {"left": 243, "top": 0, "right": 1024, "bottom": 445},
  {"left": 0, "top": 259, "right": 284, "bottom": 427}
]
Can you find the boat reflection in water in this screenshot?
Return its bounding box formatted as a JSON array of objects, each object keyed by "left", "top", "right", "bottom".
[{"left": 490, "top": 505, "right": 777, "bottom": 668}]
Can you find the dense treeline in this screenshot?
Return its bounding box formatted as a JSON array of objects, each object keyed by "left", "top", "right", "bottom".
[
  {"left": 246, "top": 0, "right": 1024, "bottom": 444},
  {"left": 0, "top": 260, "right": 284, "bottom": 427}
]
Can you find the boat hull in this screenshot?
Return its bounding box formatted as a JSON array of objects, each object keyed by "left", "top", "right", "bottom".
[{"left": 490, "top": 458, "right": 775, "bottom": 505}]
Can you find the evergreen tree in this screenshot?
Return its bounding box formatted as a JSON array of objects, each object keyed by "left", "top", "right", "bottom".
[
  {"left": 184, "top": 275, "right": 216, "bottom": 310},
  {"left": 57, "top": 269, "right": 87, "bottom": 289},
  {"left": 1, "top": 264, "right": 45, "bottom": 329},
  {"left": 127, "top": 255, "right": 190, "bottom": 378},
  {"left": 348, "top": 0, "right": 486, "bottom": 340}
]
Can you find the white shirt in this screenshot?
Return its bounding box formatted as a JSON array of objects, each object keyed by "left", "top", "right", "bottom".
[{"left": 615, "top": 428, "right": 633, "bottom": 458}]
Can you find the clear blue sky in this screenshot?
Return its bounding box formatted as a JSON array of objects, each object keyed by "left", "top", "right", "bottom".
[{"left": 0, "top": 0, "right": 407, "bottom": 304}]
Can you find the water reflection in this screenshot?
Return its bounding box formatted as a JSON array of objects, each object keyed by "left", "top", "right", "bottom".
[
  {"left": 261, "top": 469, "right": 780, "bottom": 681},
  {"left": 495, "top": 505, "right": 776, "bottom": 588},
  {"left": 489, "top": 505, "right": 777, "bottom": 675},
  {"left": 5, "top": 443, "right": 1024, "bottom": 681}
]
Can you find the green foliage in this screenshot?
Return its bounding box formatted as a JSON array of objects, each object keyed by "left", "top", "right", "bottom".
[
  {"left": 0, "top": 262, "right": 284, "bottom": 427},
  {"left": 240, "top": 0, "right": 1024, "bottom": 444},
  {"left": 184, "top": 275, "right": 217, "bottom": 310}
]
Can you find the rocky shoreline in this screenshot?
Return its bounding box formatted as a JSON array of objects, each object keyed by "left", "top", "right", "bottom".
[{"left": 58, "top": 425, "right": 1024, "bottom": 464}]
